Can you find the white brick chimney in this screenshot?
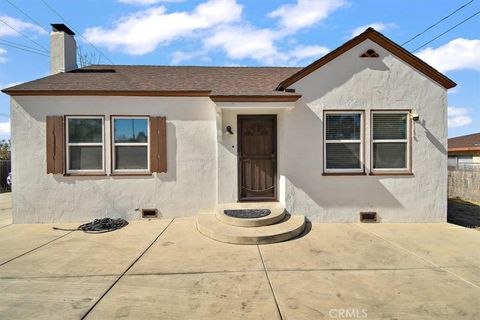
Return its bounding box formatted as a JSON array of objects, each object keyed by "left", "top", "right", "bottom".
[{"left": 50, "top": 23, "right": 77, "bottom": 74}]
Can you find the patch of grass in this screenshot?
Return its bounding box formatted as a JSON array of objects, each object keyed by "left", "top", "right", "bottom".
[{"left": 448, "top": 198, "right": 480, "bottom": 230}]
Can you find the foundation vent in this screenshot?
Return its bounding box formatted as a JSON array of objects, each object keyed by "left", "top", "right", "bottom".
[
  {"left": 360, "top": 212, "right": 377, "bottom": 223},
  {"left": 142, "top": 209, "right": 158, "bottom": 218}
]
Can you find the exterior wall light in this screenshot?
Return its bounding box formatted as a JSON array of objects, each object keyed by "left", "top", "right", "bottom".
[{"left": 226, "top": 125, "right": 234, "bottom": 135}]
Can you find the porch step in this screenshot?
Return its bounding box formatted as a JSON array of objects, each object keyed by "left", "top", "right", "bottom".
[
  {"left": 215, "top": 202, "right": 286, "bottom": 227},
  {"left": 196, "top": 212, "right": 305, "bottom": 245}
]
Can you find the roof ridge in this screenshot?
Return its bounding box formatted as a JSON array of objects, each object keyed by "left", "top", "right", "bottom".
[
  {"left": 84, "top": 64, "right": 302, "bottom": 69},
  {"left": 448, "top": 132, "right": 480, "bottom": 139}
]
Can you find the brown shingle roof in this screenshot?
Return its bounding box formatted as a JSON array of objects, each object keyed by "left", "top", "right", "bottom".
[
  {"left": 448, "top": 133, "right": 480, "bottom": 151},
  {"left": 2, "top": 65, "right": 302, "bottom": 98}
]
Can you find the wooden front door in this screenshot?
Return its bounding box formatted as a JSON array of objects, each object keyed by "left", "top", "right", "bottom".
[{"left": 238, "top": 115, "right": 277, "bottom": 201}]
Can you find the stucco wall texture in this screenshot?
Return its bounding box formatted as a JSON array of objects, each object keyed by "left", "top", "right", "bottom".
[
  {"left": 11, "top": 97, "right": 218, "bottom": 223},
  {"left": 11, "top": 39, "right": 448, "bottom": 223}
]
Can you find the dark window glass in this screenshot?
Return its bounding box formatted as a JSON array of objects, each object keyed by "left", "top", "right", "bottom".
[
  {"left": 326, "top": 143, "right": 361, "bottom": 169},
  {"left": 325, "top": 114, "right": 361, "bottom": 140},
  {"left": 68, "top": 118, "right": 103, "bottom": 143},
  {"left": 115, "top": 146, "right": 148, "bottom": 170},
  {"left": 372, "top": 113, "right": 407, "bottom": 140},
  {"left": 373, "top": 143, "right": 406, "bottom": 169},
  {"left": 69, "top": 146, "right": 103, "bottom": 170},
  {"left": 114, "top": 118, "right": 148, "bottom": 143}
]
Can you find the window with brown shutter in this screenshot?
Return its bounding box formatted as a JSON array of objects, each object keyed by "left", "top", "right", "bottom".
[
  {"left": 149, "top": 116, "right": 167, "bottom": 173},
  {"left": 46, "top": 116, "right": 64, "bottom": 174}
]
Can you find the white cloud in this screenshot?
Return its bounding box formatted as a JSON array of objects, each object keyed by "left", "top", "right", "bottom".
[
  {"left": 0, "top": 121, "right": 10, "bottom": 136},
  {"left": 0, "top": 15, "right": 46, "bottom": 37},
  {"left": 289, "top": 45, "right": 329, "bottom": 60},
  {"left": 0, "top": 48, "right": 7, "bottom": 63},
  {"left": 204, "top": 24, "right": 329, "bottom": 65},
  {"left": 448, "top": 86, "right": 460, "bottom": 94},
  {"left": 205, "top": 25, "right": 283, "bottom": 64},
  {"left": 118, "top": 0, "right": 183, "bottom": 5},
  {"left": 350, "top": 22, "right": 395, "bottom": 37},
  {"left": 448, "top": 107, "right": 473, "bottom": 128},
  {"left": 268, "top": 0, "right": 348, "bottom": 32},
  {"left": 84, "top": 0, "right": 242, "bottom": 55},
  {"left": 171, "top": 50, "right": 211, "bottom": 64},
  {"left": 416, "top": 38, "right": 480, "bottom": 73}
]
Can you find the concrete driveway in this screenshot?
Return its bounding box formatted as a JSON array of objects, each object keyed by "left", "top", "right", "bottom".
[{"left": 0, "top": 193, "right": 479, "bottom": 319}]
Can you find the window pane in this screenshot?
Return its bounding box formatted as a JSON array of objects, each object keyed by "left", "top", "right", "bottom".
[
  {"left": 373, "top": 113, "right": 407, "bottom": 140},
  {"left": 69, "top": 146, "right": 103, "bottom": 170},
  {"left": 326, "top": 143, "right": 361, "bottom": 169},
  {"left": 115, "top": 146, "right": 148, "bottom": 170},
  {"left": 373, "top": 143, "right": 406, "bottom": 169},
  {"left": 325, "top": 114, "right": 361, "bottom": 140},
  {"left": 68, "top": 118, "right": 103, "bottom": 143},
  {"left": 114, "top": 118, "right": 148, "bottom": 143}
]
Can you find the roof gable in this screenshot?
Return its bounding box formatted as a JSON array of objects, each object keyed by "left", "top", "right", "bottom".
[{"left": 276, "top": 28, "right": 457, "bottom": 90}]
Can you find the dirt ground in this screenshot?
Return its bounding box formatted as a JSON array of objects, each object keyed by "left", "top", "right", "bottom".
[{"left": 448, "top": 198, "right": 480, "bottom": 230}]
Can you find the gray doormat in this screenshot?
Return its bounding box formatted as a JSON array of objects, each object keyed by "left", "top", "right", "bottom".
[{"left": 224, "top": 209, "right": 271, "bottom": 219}]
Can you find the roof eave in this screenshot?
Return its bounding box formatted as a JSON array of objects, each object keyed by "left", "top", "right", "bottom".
[
  {"left": 1, "top": 90, "right": 212, "bottom": 97},
  {"left": 210, "top": 94, "right": 301, "bottom": 102},
  {"left": 276, "top": 28, "right": 457, "bottom": 91}
]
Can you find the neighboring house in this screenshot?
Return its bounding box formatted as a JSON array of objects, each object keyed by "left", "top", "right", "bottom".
[
  {"left": 448, "top": 133, "right": 480, "bottom": 170},
  {"left": 2, "top": 24, "right": 456, "bottom": 224}
]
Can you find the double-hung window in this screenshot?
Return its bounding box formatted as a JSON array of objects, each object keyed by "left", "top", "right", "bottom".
[
  {"left": 112, "top": 116, "right": 149, "bottom": 173},
  {"left": 324, "top": 111, "right": 364, "bottom": 173},
  {"left": 66, "top": 116, "right": 105, "bottom": 174},
  {"left": 371, "top": 111, "right": 410, "bottom": 173}
]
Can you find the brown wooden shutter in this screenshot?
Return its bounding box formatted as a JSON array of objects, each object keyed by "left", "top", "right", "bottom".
[
  {"left": 149, "top": 116, "right": 167, "bottom": 173},
  {"left": 46, "top": 116, "right": 64, "bottom": 174}
]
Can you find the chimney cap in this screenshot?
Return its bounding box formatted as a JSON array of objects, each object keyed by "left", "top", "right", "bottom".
[{"left": 51, "top": 23, "right": 75, "bottom": 36}]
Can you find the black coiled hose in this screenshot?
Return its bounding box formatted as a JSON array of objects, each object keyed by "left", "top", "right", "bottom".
[{"left": 53, "top": 217, "right": 129, "bottom": 233}]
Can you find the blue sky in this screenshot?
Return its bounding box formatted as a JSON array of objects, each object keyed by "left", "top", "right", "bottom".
[{"left": 0, "top": 0, "right": 479, "bottom": 140}]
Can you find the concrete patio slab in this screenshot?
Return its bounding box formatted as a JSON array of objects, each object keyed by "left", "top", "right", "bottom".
[
  {"left": 0, "top": 193, "right": 12, "bottom": 228},
  {"left": 268, "top": 269, "right": 480, "bottom": 320},
  {"left": 0, "top": 223, "right": 73, "bottom": 265},
  {"left": 0, "top": 275, "right": 116, "bottom": 320},
  {"left": 259, "top": 223, "right": 430, "bottom": 271},
  {"left": 357, "top": 223, "right": 480, "bottom": 268},
  {"left": 0, "top": 219, "right": 172, "bottom": 277},
  {"left": 444, "top": 267, "right": 480, "bottom": 287},
  {"left": 85, "top": 272, "right": 280, "bottom": 320},
  {"left": 129, "top": 218, "right": 264, "bottom": 274}
]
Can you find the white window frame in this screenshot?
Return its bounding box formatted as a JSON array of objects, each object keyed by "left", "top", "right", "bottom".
[
  {"left": 371, "top": 110, "right": 411, "bottom": 173},
  {"left": 111, "top": 116, "right": 150, "bottom": 173},
  {"left": 65, "top": 116, "right": 105, "bottom": 174},
  {"left": 323, "top": 111, "right": 364, "bottom": 173}
]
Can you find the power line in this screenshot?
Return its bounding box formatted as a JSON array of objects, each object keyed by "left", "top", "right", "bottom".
[
  {"left": 5, "top": 0, "right": 50, "bottom": 34},
  {"left": 0, "top": 40, "right": 49, "bottom": 57},
  {"left": 412, "top": 10, "right": 480, "bottom": 52},
  {"left": 402, "top": 0, "right": 476, "bottom": 46},
  {"left": 0, "top": 38, "right": 48, "bottom": 52},
  {"left": 0, "top": 17, "right": 49, "bottom": 53},
  {"left": 40, "top": 0, "right": 115, "bottom": 64}
]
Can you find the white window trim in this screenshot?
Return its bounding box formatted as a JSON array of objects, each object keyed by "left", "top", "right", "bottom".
[
  {"left": 65, "top": 116, "right": 105, "bottom": 174},
  {"left": 111, "top": 116, "right": 150, "bottom": 173},
  {"left": 371, "top": 110, "right": 411, "bottom": 173},
  {"left": 323, "top": 111, "right": 364, "bottom": 173}
]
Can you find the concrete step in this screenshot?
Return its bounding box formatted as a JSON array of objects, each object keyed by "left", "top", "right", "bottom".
[
  {"left": 196, "top": 213, "right": 305, "bottom": 245},
  {"left": 215, "top": 203, "right": 286, "bottom": 227}
]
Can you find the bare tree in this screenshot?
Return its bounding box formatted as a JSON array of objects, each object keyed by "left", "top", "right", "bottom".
[{"left": 77, "top": 46, "right": 102, "bottom": 67}]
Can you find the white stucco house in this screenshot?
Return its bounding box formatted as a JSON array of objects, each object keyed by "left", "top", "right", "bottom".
[{"left": 3, "top": 24, "right": 456, "bottom": 227}]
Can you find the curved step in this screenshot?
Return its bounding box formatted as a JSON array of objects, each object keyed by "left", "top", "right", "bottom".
[
  {"left": 196, "top": 214, "right": 305, "bottom": 245},
  {"left": 215, "top": 203, "right": 286, "bottom": 227}
]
